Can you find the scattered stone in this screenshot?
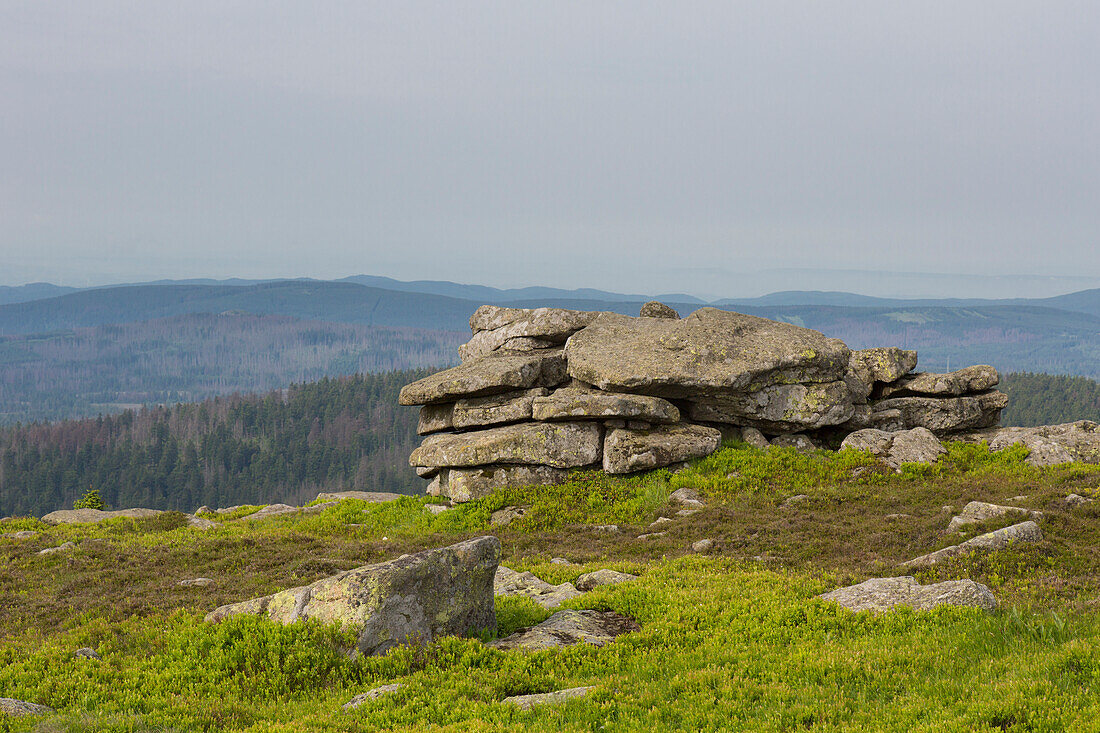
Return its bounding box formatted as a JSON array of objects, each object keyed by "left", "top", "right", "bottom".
[
  {"left": 691, "top": 539, "right": 716, "bottom": 553},
  {"left": 399, "top": 351, "right": 567, "bottom": 405},
  {"left": 38, "top": 541, "right": 76, "bottom": 556},
  {"left": 430, "top": 465, "right": 569, "bottom": 503},
  {"left": 550, "top": 557, "right": 573, "bottom": 565},
  {"left": 342, "top": 684, "right": 403, "bottom": 710},
  {"left": 956, "top": 421, "right": 1100, "bottom": 466},
  {"left": 841, "top": 427, "right": 946, "bottom": 469},
  {"left": 668, "top": 487, "right": 702, "bottom": 504},
  {"left": 0, "top": 698, "right": 54, "bottom": 717},
  {"left": 488, "top": 609, "right": 640, "bottom": 651},
  {"left": 194, "top": 505, "right": 211, "bottom": 515},
  {"left": 490, "top": 506, "right": 529, "bottom": 527},
  {"left": 503, "top": 686, "right": 594, "bottom": 709},
  {"left": 239, "top": 504, "right": 297, "bottom": 521},
  {"left": 770, "top": 433, "right": 819, "bottom": 451},
  {"left": 179, "top": 578, "right": 214, "bottom": 587},
  {"left": 73, "top": 647, "right": 101, "bottom": 660},
  {"left": 186, "top": 515, "right": 219, "bottom": 530},
  {"left": 636, "top": 532, "right": 667, "bottom": 540},
  {"left": 494, "top": 565, "right": 581, "bottom": 609},
  {"left": 1064, "top": 493, "right": 1095, "bottom": 507},
  {"left": 425, "top": 504, "right": 451, "bottom": 515},
  {"left": 315, "top": 491, "right": 406, "bottom": 504},
  {"left": 411, "top": 421, "right": 602, "bottom": 470},
  {"left": 603, "top": 423, "right": 721, "bottom": 474},
  {"left": 782, "top": 494, "right": 809, "bottom": 508},
  {"left": 41, "top": 508, "right": 163, "bottom": 525},
  {"left": 676, "top": 509, "right": 699, "bottom": 517},
  {"left": 575, "top": 569, "right": 638, "bottom": 591},
  {"left": 1, "top": 530, "right": 38, "bottom": 540},
  {"left": 884, "top": 513, "right": 912, "bottom": 520},
  {"left": 648, "top": 516, "right": 674, "bottom": 529},
  {"left": 207, "top": 537, "right": 500, "bottom": 656},
  {"left": 820, "top": 577, "right": 997, "bottom": 612},
  {"left": 592, "top": 524, "right": 620, "bottom": 532},
  {"left": 531, "top": 388, "right": 679, "bottom": 424},
  {"left": 946, "top": 501, "right": 1041, "bottom": 532},
  {"left": 639, "top": 301, "right": 680, "bottom": 319},
  {"left": 739, "top": 426, "right": 771, "bottom": 449},
  {"left": 905, "top": 521, "right": 1043, "bottom": 568}
]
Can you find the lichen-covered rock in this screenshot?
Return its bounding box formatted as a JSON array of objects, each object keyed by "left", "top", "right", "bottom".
[
  {"left": 411, "top": 422, "right": 602, "bottom": 470},
  {"left": 877, "top": 365, "right": 1000, "bottom": 398},
  {"left": 955, "top": 421, "right": 1100, "bottom": 466},
  {"left": 820, "top": 577, "right": 997, "bottom": 612},
  {"left": 206, "top": 536, "right": 500, "bottom": 656},
  {"left": 639, "top": 301, "right": 680, "bottom": 319},
  {"left": 946, "top": 501, "right": 1041, "bottom": 532},
  {"left": 565, "top": 309, "right": 850, "bottom": 398},
  {"left": 1, "top": 530, "right": 39, "bottom": 540},
  {"left": 398, "top": 351, "right": 567, "bottom": 406},
  {"left": 841, "top": 427, "right": 945, "bottom": 469},
  {"left": 452, "top": 388, "right": 549, "bottom": 429},
  {"left": 849, "top": 347, "right": 919, "bottom": 386},
  {"left": 575, "top": 569, "right": 638, "bottom": 591},
  {"left": 532, "top": 387, "right": 680, "bottom": 423},
  {"left": 41, "top": 507, "right": 163, "bottom": 525},
  {"left": 488, "top": 609, "right": 640, "bottom": 651},
  {"left": 738, "top": 426, "right": 771, "bottom": 448},
  {"left": 417, "top": 403, "right": 454, "bottom": 435},
  {"left": 429, "top": 465, "right": 569, "bottom": 502},
  {"left": 502, "top": 686, "right": 594, "bottom": 709},
  {"left": 460, "top": 307, "right": 603, "bottom": 361},
  {"left": 602, "top": 423, "right": 721, "bottom": 474},
  {"left": 770, "top": 434, "right": 819, "bottom": 451},
  {"left": 494, "top": 565, "right": 581, "bottom": 609},
  {"left": 905, "top": 520, "right": 1043, "bottom": 568},
  {"left": 687, "top": 381, "right": 853, "bottom": 432},
  {"left": 870, "top": 391, "right": 1008, "bottom": 434},
  {"left": 0, "top": 698, "right": 54, "bottom": 717},
  {"left": 342, "top": 683, "right": 403, "bottom": 710}
]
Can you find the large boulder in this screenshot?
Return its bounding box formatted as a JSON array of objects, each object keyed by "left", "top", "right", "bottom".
[
  {"left": 954, "top": 421, "right": 1100, "bottom": 466},
  {"left": 946, "top": 501, "right": 1041, "bottom": 532},
  {"left": 41, "top": 507, "right": 163, "bottom": 525},
  {"left": 840, "top": 427, "right": 945, "bottom": 469},
  {"left": 877, "top": 365, "right": 1000, "bottom": 398},
  {"left": 398, "top": 351, "right": 567, "bottom": 406},
  {"left": 687, "top": 381, "right": 854, "bottom": 432},
  {"left": 870, "top": 391, "right": 1008, "bottom": 434},
  {"left": 452, "top": 388, "right": 549, "bottom": 430},
  {"left": 460, "top": 307, "right": 604, "bottom": 361},
  {"left": 602, "top": 423, "right": 722, "bottom": 474},
  {"left": 410, "top": 422, "right": 602, "bottom": 470},
  {"left": 531, "top": 387, "right": 680, "bottom": 423},
  {"left": 206, "top": 537, "right": 500, "bottom": 656},
  {"left": 428, "top": 465, "right": 570, "bottom": 502},
  {"left": 905, "top": 520, "right": 1043, "bottom": 568},
  {"left": 820, "top": 577, "right": 997, "bottom": 612},
  {"left": 849, "top": 347, "right": 919, "bottom": 385},
  {"left": 494, "top": 566, "right": 581, "bottom": 609},
  {"left": 565, "top": 309, "right": 850, "bottom": 398},
  {"left": 488, "top": 609, "right": 640, "bottom": 651}
]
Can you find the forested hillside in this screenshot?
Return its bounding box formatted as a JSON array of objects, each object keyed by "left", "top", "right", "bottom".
[
  {"left": 1000, "top": 372, "right": 1100, "bottom": 426},
  {"left": 0, "top": 371, "right": 428, "bottom": 518},
  {"left": 0, "top": 313, "right": 463, "bottom": 424}
]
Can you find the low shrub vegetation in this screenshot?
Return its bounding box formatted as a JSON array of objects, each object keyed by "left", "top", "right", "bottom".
[{"left": 2, "top": 441, "right": 1099, "bottom": 730}]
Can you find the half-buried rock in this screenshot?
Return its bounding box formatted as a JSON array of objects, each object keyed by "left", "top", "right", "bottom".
[
  {"left": 488, "top": 609, "right": 640, "bottom": 651},
  {"left": 603, "top": 423, "right": 721, "bottom": 474},
  {"left": 205, "top": 536, "right": 500, "bottom": 656},
  {"left": 410, "top": 422, "right": 602, "bottom": 470},
  {"left": 820, "top": 576, "right": 997, "bottom": 612}
]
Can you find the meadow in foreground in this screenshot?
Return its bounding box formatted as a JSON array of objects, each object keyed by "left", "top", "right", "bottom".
[{"left": 2, "top": 442, "right": 1099, "bottom": 731}]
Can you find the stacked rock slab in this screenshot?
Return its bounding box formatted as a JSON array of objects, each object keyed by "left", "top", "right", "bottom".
[{"left": 400, "top": 304, "right": 1008, "bottom": 501}]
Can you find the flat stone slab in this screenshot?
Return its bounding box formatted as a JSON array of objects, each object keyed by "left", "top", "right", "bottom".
[
  {"left": 905, "top": 520, "right": 1043, "bottom": 568},
  {"left": 870, "top": 391, "right": 1008, "bottom": 434},
  {"left": 411, "top": 421, "right": 602, "bottom": 470},
  {"left": 494, "top": 565, "right": 581, "bottom": 609},
  {"left": 603, "top": 423, "right": 721, "bottom": 474},
  {"left": 502, "top": 686, "right": 594, "bottom": 710},
  {"left": 206, "top": 536, "right": 500, "bottom": 656},
  {"left": 41, "top": 507, "right": 163, "bottom": 525},
  {"left": 820, "top": 576, "right": 997, "bottom": 612},
  {"left": 575, "top": 569, "right": 638, "bottom": 591},
  {"left": 488, "top": 609, "right": 640, "bottom": 651},
  {"left": 946, "top": 501, "right": 1041, "bottom": 532},
  {"left": 532, "top": 388, "right": 680, "bottom": 423},
  {"left": 688, "top": 381, "right": 853, "bottom": 432},
  {"left": 460, "top": 307, "right": 604, "bottom": 361},
  {"left": 877, "top": 365, "right": 1000, "bottom": 398},
  {"left": 452, "top": 388, "right": 548, "bottom": 429},
  {"left": 398, "top": 350, "right": 567, "bottom": 406},
  {"left": 565, "top": 308, "right": 850, "bottom": 398}
]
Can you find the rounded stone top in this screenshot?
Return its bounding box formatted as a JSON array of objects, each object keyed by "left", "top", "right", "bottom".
[{"left": 639, "top": 301, "right": 679, "bottom": 319}]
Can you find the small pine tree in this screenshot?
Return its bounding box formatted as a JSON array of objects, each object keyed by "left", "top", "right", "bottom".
[{"left": 73, "top": 488, "right": 105, "bottom": 510}]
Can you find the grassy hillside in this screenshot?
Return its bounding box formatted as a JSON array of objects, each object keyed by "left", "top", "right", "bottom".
[{"left": 2, "top": 442, "right": 1100, "bottom": 730}]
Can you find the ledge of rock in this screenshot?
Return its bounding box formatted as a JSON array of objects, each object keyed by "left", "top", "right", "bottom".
[
  {"left": 411, "top": 422, "right": 602, "bottom": 470},
  {"left": 946, "top": 501, "right": 1041, "bottom": 532},
  {"left": 820, "top": 577, "right": 997, "bottom": 612},
  {"left": 488, "top": 609, "right": 640, "bottom": 651},
  {"left": 399, "top": 350, "right": 566, "bottom": 406},
  {"left": 206, "top": 536, "right": 500, "bottom": 656}
]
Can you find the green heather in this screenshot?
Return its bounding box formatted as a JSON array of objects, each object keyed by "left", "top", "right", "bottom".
[{"left": 2, "top": 441, "right": 1100, "bottom": 731}]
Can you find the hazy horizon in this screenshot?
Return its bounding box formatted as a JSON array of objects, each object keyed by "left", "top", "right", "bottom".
[{"left": 2, "top": 3, "right": 1098, "bottom": 299}]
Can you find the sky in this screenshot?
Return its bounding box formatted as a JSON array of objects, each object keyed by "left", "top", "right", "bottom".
[{"left": 1, "top": 2, "right": 1098, "bottom": 299}]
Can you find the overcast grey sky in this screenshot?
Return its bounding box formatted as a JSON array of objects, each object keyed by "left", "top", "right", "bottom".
[{"left": 1, "top": 2, "right": 1097, "bottom": 298}]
